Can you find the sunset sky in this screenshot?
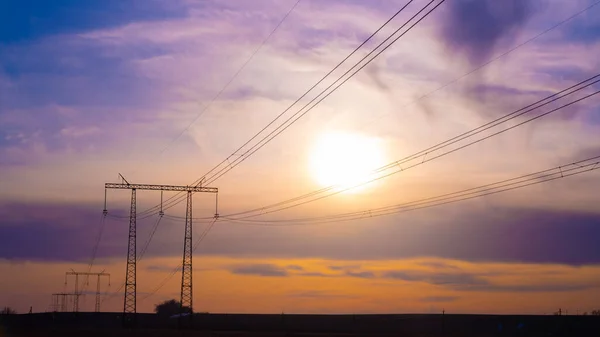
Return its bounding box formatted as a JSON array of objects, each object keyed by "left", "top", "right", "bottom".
[{"left": 1, "top": 0, "right": 600, "bottom": 315}]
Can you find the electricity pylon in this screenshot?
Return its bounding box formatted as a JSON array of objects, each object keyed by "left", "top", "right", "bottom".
[
  {"left": 51, "top": 293, "right": 81, "bottom": 312},
  {"left": 104, "top": 174, "right": 218, "bottom": 326},
  {"left": 65, "top": 270, "right": 110, "bottom": 312}
]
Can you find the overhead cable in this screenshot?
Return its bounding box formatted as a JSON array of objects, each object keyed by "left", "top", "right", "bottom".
[
  {"left": 137, "top": 0, "right": 442, "bottom": 217},
  {"left": 223, "top": 155, "right": 600, "bottom": 225}
]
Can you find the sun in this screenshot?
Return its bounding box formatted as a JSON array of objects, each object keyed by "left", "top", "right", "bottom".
[{"left": 309, "top": 131, "right": 386, "bottom": 192}]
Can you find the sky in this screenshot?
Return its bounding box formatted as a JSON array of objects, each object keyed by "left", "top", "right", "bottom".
[{"left": 1, "top": 0, "right": 600, "bottom": 315}]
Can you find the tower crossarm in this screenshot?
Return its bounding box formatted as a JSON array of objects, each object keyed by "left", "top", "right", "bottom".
[
  {"left": 105, "top": 183, "right": 217, "bottom": 193},
  {"left": 65, "top": 271, "right": 110, "bottom": 277}
]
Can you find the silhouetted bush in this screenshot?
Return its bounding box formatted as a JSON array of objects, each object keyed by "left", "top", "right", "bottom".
[
  {"left": 154, "top": 299, "right": 190, "bottom": 317},
  {"left": 1, "top": 307, "right": 17, "bottom": 315}
]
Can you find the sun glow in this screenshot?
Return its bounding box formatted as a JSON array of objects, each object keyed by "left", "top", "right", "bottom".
[{"left": 309, "top": 131, "right": 386, "bottom": 192}]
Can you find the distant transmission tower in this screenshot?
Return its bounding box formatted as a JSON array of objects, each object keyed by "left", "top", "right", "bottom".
[
  {"left": 65, "top": 269, "right": 110, "bottom": 312},
  {"left": 104, "top": 174, "right": 218, "bottom": 327},
  {"left": 51, "top": 293, "right": 81, "bottom": 312}
]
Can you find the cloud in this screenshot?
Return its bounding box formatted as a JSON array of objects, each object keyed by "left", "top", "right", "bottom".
[
  {"left": 364, "top": 62, "right": 391, "bottom": 93},
  {"left": 286, "top": 264, "right": 304, "bottom": 271},
  {"left": 229, "top": 263, "right": 289, "bottom": 277},
  {"left": 3, "top": 200, "right": 600, "bottom": 266},
  {"left": 384, "top": 270, "right": 488, "bottom": 286},
  {"left": 345, "top": 270, "right": 376, "bottom": 279},
  {"left": 0, "top": 202, "right": 185, "bottom": 262},
  {"left": 0, "top": 202, "right": 111, "bottom": 262},
  {"left": 288, "top": 290, "right": 358, "bottom": 300},
  {"left": 382, "top": 268, "right": 600, "bottom": 293},
  {"left": 205, "top": 207, "right": 600, "bottom": 266},
  {"left": 462, "top": 283, "right": 598, "bottom": 293},
  {"left": 571, "top": 145, "right": 600, "bottom": 164},
  {"left": 228, "top": 263, "right": 339, "bottom": 278},
  {"left": 438, "top": 0, "right": 536, "bottom": 66},
  {"left": 59, "top": 126, "right": 102, "bottom": 138},
  {"left": 297, "top": 272, "right": 335, "bottom": 277},
  {"left": 328, "top": 265, "right": 361, "bottom": 271}
]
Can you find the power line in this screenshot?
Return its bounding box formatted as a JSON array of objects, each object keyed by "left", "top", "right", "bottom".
[
  {"left": 230, "top": 86, "right": 600, "bottom": 219},
  {"left": 137, "top": 0, "right": 441, "bottom": 217},
  {"left": 201, "top": 0, "right": 445, "bottom": 187},
  {"left": 133, "top": 73, "right": 600, "bottom": 223},
  {"left": 103, "top": 213, "right": 170, "bottom": 258},
  {"left": 209, "top": 73, "right": 600, "bottom": 219},
  {"left": 222, "top": 155, "right": 600, "bottom": 225},
  {"left": 107, "top": 211, "right": 216, "bottom": 222},
  {"left": 162, "top": 213, "right": 219, "bottom": 222},
  {"left": 137, "top": 215, "right": 164, "bottom": 262},
  {"left": 135, "top": 0, "right": 598, "bottom": 220},
  {"left": 135, "top": 0, "right": 419, "bottom": 217},
  {"left": 360, "top": 0, "right": 600, "bottom": 131}
]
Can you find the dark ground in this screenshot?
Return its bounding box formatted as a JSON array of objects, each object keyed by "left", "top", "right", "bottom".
[{"left": 2, "top": 312, "right": 600, "bottom": 337}]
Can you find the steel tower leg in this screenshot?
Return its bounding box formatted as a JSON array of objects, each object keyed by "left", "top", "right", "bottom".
[
  {"left": 74, "top": 274, "right": 79, "bottom": 312},
  {"left": 180, "top": 191, "right": 193, "bottom": 324},
  {"left": 95, "top": 274, "right": 101, "bottom": 312},
  {"left": 123, "top": 188, "right": 137, "bottom": 327}
]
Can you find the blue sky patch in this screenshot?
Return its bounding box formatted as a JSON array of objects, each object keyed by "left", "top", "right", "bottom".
[{"left": 0, "top": 0, "right": 187, "bottom": 44}]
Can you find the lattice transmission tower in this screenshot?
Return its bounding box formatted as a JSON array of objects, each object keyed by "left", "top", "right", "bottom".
[
  {"left": 65, "top": 269, "right": 110, "bottom": 312},
  {"left": 50, "top": 293, "right": 81, "bottom": 312},
  {"left": 104, "top": 174, "right": 218, "bottom": 327}
]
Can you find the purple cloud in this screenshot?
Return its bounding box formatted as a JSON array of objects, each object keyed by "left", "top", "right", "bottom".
[
  {"left": 438, "top": 0, "right": 535, "bottom": 66},
  {"left": 383, "top": 269, "right": 598, "bottom": 293},
  {"left": 204, "top": 206, "right": 600, "bottom": 266},
  {"left": 0, "top": 202, "right": 185, "bottom": 262},
  {"left": 4, "top": 201, "right": 600, "bottom": 266},
  {"left": 464, "top": 283, "right": 598, "bottom": 293},
  {"left": 0, "top": 203, "right": 111, "bottom": 262},
  {"left": 462, "top": 80, "right": 600, "bottom": 121},
  {"left": 229, "top": 263, "right": 289, "bottom": 277},
  {"left": 384, "top": 270, "right": 488, "bottom": 286}
]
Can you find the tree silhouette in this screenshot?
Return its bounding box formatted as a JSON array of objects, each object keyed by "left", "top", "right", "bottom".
[
  {"left": 154, "top": 299, "right": 191, "bottom": 317},
  {"left": 1, "top": 307, "right": 17, "bottom": 315}
]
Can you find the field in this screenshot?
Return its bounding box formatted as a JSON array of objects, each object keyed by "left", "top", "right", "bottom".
[{"left": 2, "top": 312, "right": 600, "bottom": 337}]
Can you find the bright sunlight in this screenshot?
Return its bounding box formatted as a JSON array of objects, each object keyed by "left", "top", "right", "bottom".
[{"left": 309, "top": 131, "right": 386, "bottom": 192}]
